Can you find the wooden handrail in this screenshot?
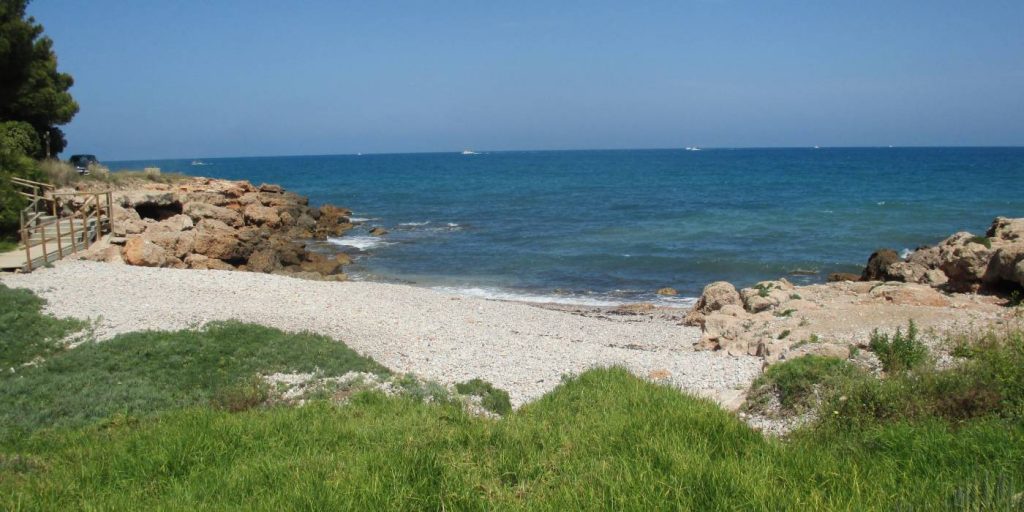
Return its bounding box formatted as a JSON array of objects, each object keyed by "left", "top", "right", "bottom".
[{"left": 11, "top": 176, "right": 114, "bottom": 272}]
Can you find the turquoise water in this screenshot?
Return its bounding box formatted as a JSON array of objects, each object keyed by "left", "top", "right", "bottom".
[{"left": 111, "top": 148, "right": 1024, "bottom": 304}]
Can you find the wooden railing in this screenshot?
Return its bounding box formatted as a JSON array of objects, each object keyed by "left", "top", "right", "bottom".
[{"left": 10, "top": 177, "right": 113, "bottom": 272}]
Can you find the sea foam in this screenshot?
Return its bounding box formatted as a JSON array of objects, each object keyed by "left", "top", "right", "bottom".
[{"left": 327, "top": 236, "right": 393, "bottom": 251}]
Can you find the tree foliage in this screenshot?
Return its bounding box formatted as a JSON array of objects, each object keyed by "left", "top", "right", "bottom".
[{"left": 0, "top": 0, "right": 78, "bottom": 157}]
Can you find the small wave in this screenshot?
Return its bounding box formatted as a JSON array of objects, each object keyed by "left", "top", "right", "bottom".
[
  {"left": 434, "top": 287, "right": 625, "bottom": 307},
  {"left": 398, "top": 221, "right": 431, "bottom": 227},
  {"left": 900, "top": 248, "right": 912, "bottom": 259},
  {"left": 349, "top": 217, "right": 376, "bottom": 223},
  {"left": 434, "top": 286, "right": 697, "bottom": 308},
  {"left": 446, "top": 222, "right": 460, "bottom": 228},
  {"left": 327, "top": 236, "right": 393, "bottom": 251},
  {"left": 877, "top": 201, "right": 886, "bottom": 206},
  {"left": 653, "top": 295, "right": 699, "bottom": 308}
]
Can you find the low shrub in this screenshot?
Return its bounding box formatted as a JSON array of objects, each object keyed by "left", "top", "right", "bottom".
[
  {"left": 455, "top": 378, "right": 513, "bottom": 415},
  {"left": 745, "top": 355, "right": 865, "bottom": 414},
  {"left": 211, "top": 376, "right": 271, "bottom": 412},
  {"left": 869, "top": 320, "right": 928, "bottom": 373},
  {"left": 969, "top": 235, "right": 992, "bottom": 249}
]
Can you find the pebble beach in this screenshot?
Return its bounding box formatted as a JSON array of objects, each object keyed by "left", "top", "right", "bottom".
[{"left": 1, "top": 260, "right": 763, "bottom": 407}]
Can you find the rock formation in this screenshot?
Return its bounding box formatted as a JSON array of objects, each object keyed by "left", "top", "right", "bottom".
[
  {"left": 684, "top": 217, "right": 1021, "bottom": 366},
  {"left": 75, "top": 177, "right": 361, "bottom": 281}
]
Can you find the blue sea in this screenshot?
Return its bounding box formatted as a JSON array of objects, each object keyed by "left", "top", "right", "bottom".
[{"left": 110, "top": 148, "right": 1024, "bottom": 306}]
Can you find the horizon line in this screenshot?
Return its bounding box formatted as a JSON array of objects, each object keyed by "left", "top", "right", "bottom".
[{"left": 104, "top": 144, "right": 1024, "bottom": 163}]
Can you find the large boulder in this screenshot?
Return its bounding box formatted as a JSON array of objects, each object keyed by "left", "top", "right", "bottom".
[
  {"left": 123, "top": 237, "right": 166, "bottom": 267},
  {"left": 861, "top": 249, "right": 901, "bottom": 281},
  {"left": 247, "top": 248, "right": 282, "bottom": 273},
  {"left": 110, "top": 204, "right": 146, "bottom": 236},
  {"left": 683, "top": 281, "right": 742, "bottom": 326},
  {"left": 192, "top": 219, "right": 244, "bottom": 261},
  {"left": 869, "top": 282, "right": 951, "bottom": 307},
  {"left": 243, "top": 204, "right": 282, "bottom": 228},
  {"left": 738, "top": 279, "right": 794, "bottom": 313},
  {"left": 698, "top": 313, "right": 749, "bottom": 355},
  {"left": 299, "top": 252, "right": 345, "bottom": 275},
  {"left": 147, "top": 214, "right": 194, "bottom": 233},
  {"left": 184, "top": 202, "right": 243, "bottom": 227},
  {"left": 937, "top": 232, "right": 995, "bottom": 292},
  {"left": 143, "top": 230, "right": 196, "bottom": 259},
  {"left": 988, "top": 244, "right": 1024, "bottom": 287}
]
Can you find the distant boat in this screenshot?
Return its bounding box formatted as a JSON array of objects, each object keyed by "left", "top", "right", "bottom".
[
  {"left": 813, "top": 145, "right": 820, "bottom": 149},
  {"left": 461, "top": 149, "right": 478, "bottom": 155},
  {"left": 684, "top": 146, "right": 701, "bottom": 152},
  {"left": 191, "top": 160, "right": 208, "bottom": 166}
]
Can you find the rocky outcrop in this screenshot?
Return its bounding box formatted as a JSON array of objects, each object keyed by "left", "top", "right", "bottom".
[
  {"left": 686, "top": 217, "right": 1021, "bottom": 367},
  {"left": 83, "top": 177, "right": 361, "bottom": 280},
  {"left": 850, "top": 217, "right": 1024, "bottom": 293}
]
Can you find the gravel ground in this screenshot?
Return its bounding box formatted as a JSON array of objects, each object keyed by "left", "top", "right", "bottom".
[{"left": 1, "top": 260, "right": 762, "bottom": 407}]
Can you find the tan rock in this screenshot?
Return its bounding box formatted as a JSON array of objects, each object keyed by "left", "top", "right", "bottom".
[
  {"left": 656, "top": 287, "right": 678, "bottom": 296},
  {"left": 192, "top": 220, "right": 243, "bottom": 260},
  {"left": 243, "top": 204, "right": 281, "bottom": 228},
  {"left": 247, "top": 248, "right": 282, "bottom": 273},
  {"left": 369, "top": 227, "right": 388, "bottom": 236},
  {"left": 259, "top": 183, "right": 284, "bottom": 194},
  {"left": 123, "top": 237, "right": 167, "bottom": 267},
  {"left": 184, "top": 254, "right": 235, "bottom": 271},
  {"left": 869, "top": 283, "right": 951, "bottom": 307},
  {"left": 143, "top": 230, "right": 196, "bottom": 259},
  {"left": 937, "top": 232, "right": 993, "bottom": 290},
  {"left": 987, "top": 216, "right": 1024, "bottom": 241},
  {"left": 184, "top": 202, "right": 243, "bottom": 227},
  {"left": 147, "top": 214, "right": 194, "bottom": 233},
  {"left": 988, "top": 243, "right": 1024, "bottom": 287},
  {"left": 683, "top": 281, "right": 742, "bottom": 326}
]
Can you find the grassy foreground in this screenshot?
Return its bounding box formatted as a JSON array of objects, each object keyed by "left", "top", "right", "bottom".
[{"left": 1, "top": 284, "right": 1023, "bottom": 510}]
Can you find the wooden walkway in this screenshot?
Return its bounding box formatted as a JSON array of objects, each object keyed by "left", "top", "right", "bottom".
[{"left": 2, "top": 177, "right": 111, "bottom": 272}]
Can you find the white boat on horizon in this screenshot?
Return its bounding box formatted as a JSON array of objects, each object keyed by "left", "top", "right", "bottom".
[
  {"left": 461, "top": 149, "right": 478, "bottom": 155},
  {"left": 684, "top": 146, "right": 701, "bottom": 151},
  {"left": 190, "top": 160, "right": 209, "bottom": 166}
]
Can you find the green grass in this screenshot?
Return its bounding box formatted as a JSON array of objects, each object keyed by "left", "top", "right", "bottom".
[
  {"left": 2, "top": 284, "right": 1023, "bottom": 509},
  {"left": 0, "top": 284, "right": 86, "bottom": 369},
  {"left": 2, "top": 367, "right": 1022, "bottom": 510},
  {"left": 0, "top": 240, "right": 17, "bottom": 252},
  {"left": 0, "top": 320, "right": 387, "bottom": 437}
]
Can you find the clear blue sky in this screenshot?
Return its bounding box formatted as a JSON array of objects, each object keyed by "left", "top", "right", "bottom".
[{"left": 28, "top": 0, "right": 1024, "bottom": 159}]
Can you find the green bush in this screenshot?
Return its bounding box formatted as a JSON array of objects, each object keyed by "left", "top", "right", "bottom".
[
  {"left": 869, "top": 320, "right": 928, "bottom": 373},
  {"left": 821, "top": 327, "right": 1024, "bottom": 429},
  {"left": 211, "top": 376, "right": 272, "bottom": 413},
  {"left": 455, "top": 378, "right": 513, "bottom": 415}
]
